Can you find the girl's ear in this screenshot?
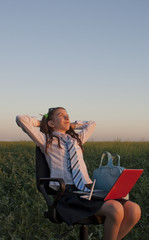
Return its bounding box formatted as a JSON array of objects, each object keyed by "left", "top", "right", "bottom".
[{"left": 48, "top": 120, "right": 55, "bottom": 128}]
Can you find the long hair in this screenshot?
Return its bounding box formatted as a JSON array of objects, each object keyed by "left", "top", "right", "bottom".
[{"left": 40, "top": 107, "right": 83, "bottom": 153}]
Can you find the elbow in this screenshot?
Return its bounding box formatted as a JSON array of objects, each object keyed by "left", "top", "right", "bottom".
[
  {"left": 92, "top": 121, "right": 96, "bottom": 128},
  {"left": 16, "top": 115, "right": 21, "bottom": 126},
  {"left": 93, "top": 121, "right": 96, "bottom": 126},
  {"left": 16, "top": 115, "right": 26, "bottom": 127},
  {"left": 91, "top": 121, "right": 96, "bottom": 132}
]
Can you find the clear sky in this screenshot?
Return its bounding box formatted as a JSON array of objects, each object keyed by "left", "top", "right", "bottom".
[{"left": 0, "top": 0, "right": 149, "bottom": 141}]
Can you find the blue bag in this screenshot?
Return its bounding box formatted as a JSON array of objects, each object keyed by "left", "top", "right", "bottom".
[{"left": 92, "top": 151, "right": 125, "bottom": 191}]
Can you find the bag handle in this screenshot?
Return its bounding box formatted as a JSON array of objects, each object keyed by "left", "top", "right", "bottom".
[
  {"left": 99, "top": 151, "right": 112, "bottom": 168},
  {"left": 112, "top": 154, "right": 121, "bottom": 166},
  {"left": 99, "top": 151, "right": 121, "bottom": 168}
]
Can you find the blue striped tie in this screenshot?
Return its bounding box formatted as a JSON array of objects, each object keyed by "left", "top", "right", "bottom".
[{"left": 67, "top": 137, "right": 92, "bottom": 192}]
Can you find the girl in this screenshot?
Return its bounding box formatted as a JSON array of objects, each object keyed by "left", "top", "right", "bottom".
[{"left": 16, "top": 107, "right": 141, "bottom": 240}]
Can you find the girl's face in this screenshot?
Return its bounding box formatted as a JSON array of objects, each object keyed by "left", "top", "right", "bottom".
[{"left": 48, "top": 108, "right": 70, "bottom": 133}]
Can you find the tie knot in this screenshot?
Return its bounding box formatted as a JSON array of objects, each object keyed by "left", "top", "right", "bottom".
[{"left": 66, "top": 135, "right": 72, "bottom": 143}]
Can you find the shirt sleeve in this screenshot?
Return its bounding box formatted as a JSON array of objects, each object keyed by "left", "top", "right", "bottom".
[
  {"left": 74, "top": 120, "right": 96, "bottom": 144},
  {"left": 16, "top": 115, "right": 46, "bottom": 151}
]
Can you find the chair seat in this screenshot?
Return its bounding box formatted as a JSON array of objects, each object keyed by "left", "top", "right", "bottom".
[{"left": 44, "top": 207, "right": 105, "bottom": 225}]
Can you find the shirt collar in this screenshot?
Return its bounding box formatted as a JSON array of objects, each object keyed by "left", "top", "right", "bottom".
[
  {"left": 52, "top": 131, "right": 70, "bottom": 141},
  {"left": 52, "top": 131, "right": 66, "bottom": 137}
]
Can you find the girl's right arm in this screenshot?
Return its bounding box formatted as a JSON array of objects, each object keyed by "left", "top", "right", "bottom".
[
  {"left": 16, "top": 115, "right": 46, "bottom": 150},
  {"left": 74, "top": 120, "right": 96, "bottom": 144}
]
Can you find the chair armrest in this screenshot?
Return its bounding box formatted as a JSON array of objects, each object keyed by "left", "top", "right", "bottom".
[{"left": 39, "top": 178, "right": 65, "bottom": 206}]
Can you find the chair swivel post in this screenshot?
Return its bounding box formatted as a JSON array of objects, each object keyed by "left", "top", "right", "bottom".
[{"left": 80, "top": 225, "right": 88, "bottom": 240}]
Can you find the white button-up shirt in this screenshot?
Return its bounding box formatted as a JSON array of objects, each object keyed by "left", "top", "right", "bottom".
[{"left": 16, "top": 115, "right": 96, "bottom": 187}]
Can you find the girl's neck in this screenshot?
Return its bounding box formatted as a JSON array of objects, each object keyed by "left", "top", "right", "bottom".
[{"left": 52, "top": 131, "right": 66, "bottom": 136}]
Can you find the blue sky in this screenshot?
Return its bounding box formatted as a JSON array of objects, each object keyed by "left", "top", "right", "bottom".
[{"left": 0, "top": 0, "right": 149, "bottom": 141}]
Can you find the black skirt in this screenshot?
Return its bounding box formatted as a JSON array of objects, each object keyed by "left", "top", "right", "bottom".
[{"left": 56, "top": 185, "right": 104, "bottom": 226}]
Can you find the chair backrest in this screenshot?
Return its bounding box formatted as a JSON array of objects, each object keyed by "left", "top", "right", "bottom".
[{"left": 35, "top": 146, "right": 50, "bottom": 193}]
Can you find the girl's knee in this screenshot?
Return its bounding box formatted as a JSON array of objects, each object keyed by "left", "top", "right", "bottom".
[
  {"left": 104, "top": 200, "right": 124, "bottom": 223},
  {"left": 134, "top": 203, "right": 141, "bottom": 221},
  {"left": 126, "top": 201, "right": 141, "bottom": 224}
]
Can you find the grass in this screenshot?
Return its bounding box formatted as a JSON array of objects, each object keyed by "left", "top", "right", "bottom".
[{"left": 0, "top": 141, "right": 149, "bottom": 240}]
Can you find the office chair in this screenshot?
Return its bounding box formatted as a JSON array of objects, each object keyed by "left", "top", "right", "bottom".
[{"left": 35, "top": 146, "right": 104, "bottom": 240}]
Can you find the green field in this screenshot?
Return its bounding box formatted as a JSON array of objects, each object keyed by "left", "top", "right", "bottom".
[{"left": 0, "top": 141, "right": 149, "bottom": 240}]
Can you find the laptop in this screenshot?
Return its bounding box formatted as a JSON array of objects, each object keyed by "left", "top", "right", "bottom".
[{"left": 73, "top": 169, "right": 143, "bottom": 201}]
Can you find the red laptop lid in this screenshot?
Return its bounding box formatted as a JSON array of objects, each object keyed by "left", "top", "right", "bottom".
[{"left": 104, "top": 169, "right": 143, "bottom": 201}]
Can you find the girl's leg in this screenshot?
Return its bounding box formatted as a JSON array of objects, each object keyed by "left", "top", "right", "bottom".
[
  {"left": 116, "top": 200, "right": 141, "bottom": 240},
  {"left": 95, "top": 200, "right": 124, "bottom": 240},
  {"left": 95, "top": 199, "right": 141, "bottom": 240}
]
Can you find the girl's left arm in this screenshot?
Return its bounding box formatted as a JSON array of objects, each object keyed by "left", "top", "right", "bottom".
[{"left": 73, "top": 121, "right": 96, "bottom": 144}]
